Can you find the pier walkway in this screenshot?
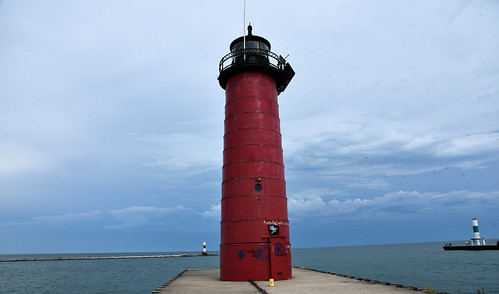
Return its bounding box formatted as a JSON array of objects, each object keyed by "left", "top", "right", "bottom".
[{"left": 152, "top": 267, "right": 421, "bottom": 293}]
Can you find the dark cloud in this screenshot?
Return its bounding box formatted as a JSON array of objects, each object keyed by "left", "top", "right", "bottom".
[{"left": 1, "top": 0, "right": 498, "bottom": 253}]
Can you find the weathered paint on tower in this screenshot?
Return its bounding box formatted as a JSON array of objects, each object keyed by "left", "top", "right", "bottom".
[{"left": 218, "top": 25, "right": 295, "bottom": 281}]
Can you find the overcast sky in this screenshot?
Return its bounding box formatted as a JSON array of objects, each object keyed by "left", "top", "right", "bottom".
[{"left": 1, "top": 0, "right": 499, "bottom": 254}]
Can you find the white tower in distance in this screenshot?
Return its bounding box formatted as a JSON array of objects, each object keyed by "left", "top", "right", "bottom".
[{"left": 471, "top": 218, "right": 486, "bottom": 245}]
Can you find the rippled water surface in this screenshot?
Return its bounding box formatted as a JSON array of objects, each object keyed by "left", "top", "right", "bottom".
[
  {"left": 292, "top": 242, "right": 499, "bottom": 294},
  {"left": 1, "top": 242, "right": 498, "bottom": 293},
  {"left": 0, "top": 252, "right": 220, "bottom": 294}
]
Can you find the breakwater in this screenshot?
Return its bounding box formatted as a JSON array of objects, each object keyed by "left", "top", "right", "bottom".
[{"left": 0, "top": 253, "right": 217, "bottom": 262}]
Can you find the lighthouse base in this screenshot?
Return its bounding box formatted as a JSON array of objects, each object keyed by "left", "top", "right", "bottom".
[{"left": 220, "top": 241, "right": 292, "bottom": 281}]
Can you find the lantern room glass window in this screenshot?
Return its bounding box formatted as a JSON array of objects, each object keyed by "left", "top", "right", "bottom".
[{"left": 232, "top": 41, "right": 269, "bottom": 52}]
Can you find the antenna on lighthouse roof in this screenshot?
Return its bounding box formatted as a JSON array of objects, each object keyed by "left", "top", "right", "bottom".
[{"left": 243, "top": 0, "right": 246, "bottom": 50}]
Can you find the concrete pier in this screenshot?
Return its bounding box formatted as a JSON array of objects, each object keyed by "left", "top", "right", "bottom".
[{"left": 152, "top": 267, "right": 422, "bottom": 293}]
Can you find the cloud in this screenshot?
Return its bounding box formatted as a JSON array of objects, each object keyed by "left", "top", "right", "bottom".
[
  {"left": 288, "top": 189, "right": 499, "bottom": 220},
  {"left": 0, "top": 144, "right": 49, "bottom": 175},
  {"left": 106, "top": 205, "right": 190, "bottom": 229},
  {"left": 431, "top": 132, "right": 499, "bottom": 158},
  {"left": 108, "top": 205, "right": 187, "bottom": 215},
  {"left": 283, "top": 105, "right": 499, "bottom": 190},
  {"left": 1, "top": 0, "right": 499, "bottom": 252},
  {"left": 141, "top": 133, "right": 221, "bottom": 177},
  {"left": 32, "top": 206, "right": 190, "bottom": 229},
  {"left": 200, "top": 204, "right": 221, "bottom": 219},
  {"left": 33, "top": 211, "right": 103, "bottom": 222}
]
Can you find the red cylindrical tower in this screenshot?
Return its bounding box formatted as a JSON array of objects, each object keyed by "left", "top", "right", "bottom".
[{"left": 218, "top": 25, "right": 295, "bottom": 281}]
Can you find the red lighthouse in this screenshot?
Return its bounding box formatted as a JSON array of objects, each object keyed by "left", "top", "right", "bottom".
[{"left": 218, "top": 25, "right": 295, "bottom": 281}]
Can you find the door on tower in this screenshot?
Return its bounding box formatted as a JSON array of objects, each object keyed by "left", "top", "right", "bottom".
[{"left": 268, "top": 236, "right": 292, "bottom": 280}]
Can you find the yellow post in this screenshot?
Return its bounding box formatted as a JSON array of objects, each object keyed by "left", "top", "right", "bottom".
[{"left": 269, "top": 279, "right": 274, "bottom": 287}]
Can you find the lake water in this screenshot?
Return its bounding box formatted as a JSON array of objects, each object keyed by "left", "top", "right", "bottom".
[{"left": 1, "top": 242, "right": 497, "bottom": 294}]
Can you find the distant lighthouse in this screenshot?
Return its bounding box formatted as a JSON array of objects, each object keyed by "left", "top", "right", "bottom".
[
  {"left": 218, "top": 25, "right": 295, "bottom": 281},
  {"left": 471, "top": 218, "right": 486, "bottom": 245},
  {"left": 202, "top": 241, "right": 207, "bottom": 255}
]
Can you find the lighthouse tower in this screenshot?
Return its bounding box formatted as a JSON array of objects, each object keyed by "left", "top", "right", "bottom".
[
  {"left": 218, "top": 25, "right": 295, "bottom": 281},
  {"left": 471, "top": 218, "right": 486, "bottom": 245}
]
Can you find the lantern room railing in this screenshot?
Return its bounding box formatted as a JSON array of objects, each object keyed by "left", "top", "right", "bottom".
[{"left": 219, "top": 48, "right": 287, "bottom": 73}]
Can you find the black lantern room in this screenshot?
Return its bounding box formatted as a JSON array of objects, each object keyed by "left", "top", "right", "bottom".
[{"left": 218, "top": 25, "right": 295, "bottom": 94}]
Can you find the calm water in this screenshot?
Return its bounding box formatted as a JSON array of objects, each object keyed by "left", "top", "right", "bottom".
[
  {"left": 0, "top": 242, "right": 498, "bottom": 294},
  {"left": 293, "top": 242, "right": 499, "bottom": 294}
]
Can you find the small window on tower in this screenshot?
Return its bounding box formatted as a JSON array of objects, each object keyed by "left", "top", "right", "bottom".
[{"left": 254, "top": 184, "right": 262, "bottom": 192}]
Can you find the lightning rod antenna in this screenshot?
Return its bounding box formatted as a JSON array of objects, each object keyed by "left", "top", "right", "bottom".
[{"left": 243, "top": 0, "right": 246, "bottom": 50}]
